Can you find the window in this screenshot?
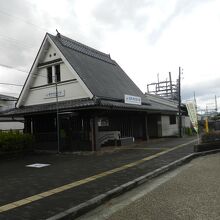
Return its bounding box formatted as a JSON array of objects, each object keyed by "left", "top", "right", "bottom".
[
  {"left": 47, "top": 66, "right": 52, "bottom": 84},
  {"left": 169, "top": 115, "right": 176, "bottom": 125},
  {"left": 98, "top": 118, "right": 109, "bottom": 127},
  {"left": 55, "top": 65, "right": 61, "bottom": 82},
  {"left": 47, "top": 65, "right": 61, "bottom": 84}
]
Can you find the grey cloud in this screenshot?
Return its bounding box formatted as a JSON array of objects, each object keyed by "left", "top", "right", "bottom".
[
  {"left": 0, "top": 0, "right": 89, "bottom": 97},
  {"left": 0, "top": 0, "right": 78, "bottom": 71},
  {"left": 0, "top": 0, "right": 54, "bottom": 97},
  {"left": 182, "top": 78, "right": 220, "bottom": 101},
  {"left": 148, "top": 0, "right": 212, "bottom": 44},
  {"left": 93, "top": 0, "right": 152, "bottom": 31},
  {"left": 0, "top": 0, "right": 46, "bottom": 70}
]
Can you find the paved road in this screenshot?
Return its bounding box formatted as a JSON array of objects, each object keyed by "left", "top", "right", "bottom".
[
  {"left": 0, "top": 137, "right": 196, "bottom": 219},
  {"left": 80, "top": 153, "right": 220, "bottom": 220}
]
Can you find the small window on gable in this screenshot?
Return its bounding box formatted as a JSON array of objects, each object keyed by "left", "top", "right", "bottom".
[
  {"left": 55, "top": 65, "right": 61, "bottom": 82},
  {"left": 47, "top": 66, "right": 52, "bottom": 84},
  {"left": 169, "top": 115, "right": 176, "bottom": 125}
]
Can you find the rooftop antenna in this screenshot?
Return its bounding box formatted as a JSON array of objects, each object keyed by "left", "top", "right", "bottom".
[{"left": 56, "top": 29, "right": 61, "bottom": 38}]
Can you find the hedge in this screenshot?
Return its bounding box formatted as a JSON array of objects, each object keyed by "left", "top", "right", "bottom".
[
  {"left": 185, "top": 127, "right": 193, "bottom": 136},
  {"left": 201, "top": 131, "right": 220, "bottom": 143},
  {"left": 0, "top": 131, "right": 33, "bottom": 152}
]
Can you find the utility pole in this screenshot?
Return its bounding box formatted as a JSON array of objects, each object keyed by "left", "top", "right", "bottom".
[
  {"left": 194, "top": 91, "right": 200, "bottom": 144},
  {"left": 215, "top": 95, "right": 218, "bottom": 112},
  {"left": 178, "top": 67, "right": 182, "bottom": 138},
  {"left": 169, "top": 72, "right": 173, "bottom": 99},
  {"left": 55, "top": 71, "right": 60, "bottom": 153}
]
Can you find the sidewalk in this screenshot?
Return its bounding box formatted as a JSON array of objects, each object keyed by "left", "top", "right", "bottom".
[
  {"left": 0, "top": 137, "right": 196, "bottom": 219},
  {"left": 80, "top": 153, "right": 220, "bottom": 220}
]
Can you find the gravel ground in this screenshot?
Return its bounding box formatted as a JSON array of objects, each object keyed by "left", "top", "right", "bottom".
[{"left": 79, "top": 153, "right": 220, "bottom": 220}]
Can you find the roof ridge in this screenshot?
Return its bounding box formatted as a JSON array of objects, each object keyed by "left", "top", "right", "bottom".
[
  {"left": 50, "top": 33, "right": 115, "bottom": 64},
  {"left": 60, "top": 34, "right": 110, "bottom": 58}
]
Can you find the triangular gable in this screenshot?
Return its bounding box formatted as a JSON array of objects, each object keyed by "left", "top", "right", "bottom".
[{"left": 16, "top": 34, "right": 93, "bottom": 107}]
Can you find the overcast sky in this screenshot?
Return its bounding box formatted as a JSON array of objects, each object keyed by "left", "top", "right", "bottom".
[{"left": 0, "top": 0, "right": 219, "bottom": 112}]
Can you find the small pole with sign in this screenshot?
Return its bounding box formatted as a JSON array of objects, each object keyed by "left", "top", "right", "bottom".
[{"left": 205, "top": 118, "right": 209, "bottom": 133}]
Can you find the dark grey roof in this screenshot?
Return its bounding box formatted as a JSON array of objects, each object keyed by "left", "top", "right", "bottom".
[
  {"left": 5, "top": 98, "right": 96, "bottom": 115},
  {"left": 99, "top": 99, "right": 177, "bottom": 113},
  {"left": 58, "top": 35, "right": 114, "bottom": 64},
  {"left": 4, "top": 97, "right": 177, "bottom": 116},
  {"left": 48, "top": 33, "right": 150, "bottom": 104}
]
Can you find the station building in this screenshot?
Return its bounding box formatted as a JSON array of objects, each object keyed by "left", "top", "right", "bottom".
[{"left": 7, "top": 33, "right": 178, "bottom": 151}]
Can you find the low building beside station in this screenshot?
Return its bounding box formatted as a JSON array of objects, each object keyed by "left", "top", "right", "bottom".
[
  {"left": 6, "top": 32, "right": 178, "bottom": 151},
  {"left": 145, "top": 93, "right": 191, "bottom": 136},
  {"left": 0, "top": 94, "right": 24, "bottom": 131}
]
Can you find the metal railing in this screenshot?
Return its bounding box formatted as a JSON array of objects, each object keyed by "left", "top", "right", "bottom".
[{"left": 98, "top": 131, "right": 120, "bottom": 146}]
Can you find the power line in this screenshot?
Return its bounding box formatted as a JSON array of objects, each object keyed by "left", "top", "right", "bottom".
[
  {"left": 0, "top": 9, "right": 48, "bottom": 33},
  {"left": 0, "top": 62, "right": 49, "bottom": 78},
  {"left": 0, "top": 42, "right": 35, "bottom": 53},
  {"left": 0, "top": 63, "right": 29, "bottom": 73},
  {"left": 0, "top": 82, "right": 23, "bottom": 87},
  {"left": 0, "top": 34, "right": 35, "bottom": 47},
  {"left": 0, "top": 35, "right": 36, "bottom": 51},
  {"left": 0, "top": 7, "right": 48, "bottom": 54},
  {"left": 0, "top": 7, "right": 52, "bottom": 78}
]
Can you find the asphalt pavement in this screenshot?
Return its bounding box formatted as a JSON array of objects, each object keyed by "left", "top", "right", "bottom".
[
  {"left": 80, "top": 153, "right": 220, "bottom": 220},
  {"left": 0, "top": 137, "right": 197, "bottom": 219}
]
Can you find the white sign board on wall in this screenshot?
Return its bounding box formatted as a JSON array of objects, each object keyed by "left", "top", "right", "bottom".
[
  {"left": 124, "top": 94, "right": 141, "bottom": 105},
  {"left": 45, "top": 90, "right": 65, "bottom": 99}
]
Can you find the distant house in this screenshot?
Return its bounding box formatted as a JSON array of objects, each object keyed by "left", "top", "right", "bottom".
[
  {"left": 0, "top": 94, "right": 24, "bottom": 131},
  {"left": 0, "top": 94, "right": 17, "bottom": 111},
  {"left": 5, "top": 32, "right": 178, "bottom": 151}
]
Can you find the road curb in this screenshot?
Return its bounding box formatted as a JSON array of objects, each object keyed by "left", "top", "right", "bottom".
[{"left": 47, "top": 149, "right": 220, "bottom": 220}]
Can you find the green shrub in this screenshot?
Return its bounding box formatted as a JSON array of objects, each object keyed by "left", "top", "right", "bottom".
[
  {"left": 0, "top": 131, "right": 34, "bottom": 152},
  {"left": 201, "top": 131, "right": 220, "bottom": 143},
  {"left": 185, "top": 127, "right": 193, "bottom": 136}
]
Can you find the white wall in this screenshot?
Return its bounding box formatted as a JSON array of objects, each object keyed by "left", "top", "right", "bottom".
[
  {"left": 23, "top": 44, "right": 90, "bottom": 106},
  {"left": 24, "top": 80, "right": 89, "bottom": 106},
  {"left": 44, "top": 45, "right": 60, "bottom": 62},
  {"left": 161, "top": 115, "right": 178, "bottom": 136},
  {"left": 32, "top": 63, "right": 78, "bottom": 87},
  {"left": 0, "top": 121, "right": 24, "bottom": 130},
  {"left": 182, "top": 116, "right": 191, "bottom": 128}
]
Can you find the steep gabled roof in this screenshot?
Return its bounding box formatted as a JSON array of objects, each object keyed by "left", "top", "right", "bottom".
[
  {"left": 48, "top": 33, "right": 150, "bottom": 104},
  {"left": 15, "top": 32, "right": 178, "bottom": 115}
]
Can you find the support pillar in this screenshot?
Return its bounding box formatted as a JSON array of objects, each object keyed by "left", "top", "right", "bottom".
[
  {"left": 90, "top": 116, "right": 100, "bottom": 151},
  {"left": 155, "top": 115, "right": 162, "bottom": 137},
  {"left": 143, "top": 115, "right": 149, "bottom": 141},
  {"left": 24, "top": 117, "right": 32, "bottom": 134}
]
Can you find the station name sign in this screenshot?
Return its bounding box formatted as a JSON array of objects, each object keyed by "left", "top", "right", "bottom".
[
  {"left": 45, "top": 90, "right": 65, "bottom": 99},
  {"left": 124, "top": 94, "right": 141, "bottom": 105}
]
